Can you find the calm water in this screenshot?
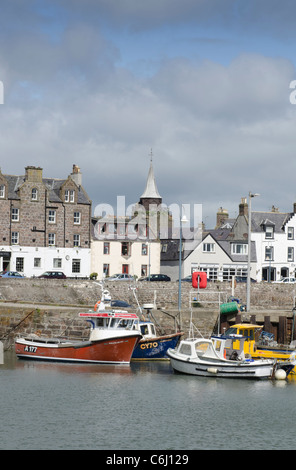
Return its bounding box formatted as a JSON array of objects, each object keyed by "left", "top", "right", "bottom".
[{"left": 1, "top": 350, "right": 296, "bottom": 451}]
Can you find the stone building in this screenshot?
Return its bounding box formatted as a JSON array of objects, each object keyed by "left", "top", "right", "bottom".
[
  {"left": 0, "top": 164, "right": 91, "bottom": 277},
  {"left": 90, "top": 158, "right": 162, "bottom": 279}
]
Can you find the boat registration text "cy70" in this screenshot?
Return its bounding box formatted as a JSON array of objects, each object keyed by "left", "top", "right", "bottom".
[{"left": 140, "top": 341, "right": 158, "bottom": 350}]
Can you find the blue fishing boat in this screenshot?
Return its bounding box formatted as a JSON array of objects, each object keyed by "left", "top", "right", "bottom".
[
  {"left": 132, "top": 320, "right": 183, "bottom": 360},
  {"left": 92, "top": 284, "right": 183, "bottom": 361}
]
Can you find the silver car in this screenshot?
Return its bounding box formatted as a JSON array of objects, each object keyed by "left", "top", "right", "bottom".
[{"left": 106, "top": 273, "right": 134, "bottom": 281}]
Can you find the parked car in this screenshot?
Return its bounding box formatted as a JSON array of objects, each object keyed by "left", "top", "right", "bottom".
[
  {"left": 139, "top": 274, "right": 171, "bottom": 282},
  {"left": 111, "top": 300, "right": 132, "bottom": 308},
  {"left": 0, "top": 271, "right": 25, "bottom": 278},
  {"left": 176, "top": 275, "right": 192, "bottom": 282},
  {"left": 38, "top": 271, "right": 67, "bottom": 279},
  {"left": 235, "top": 276, "right": 256, "bottom": 283},
  {"left": 106, "top": 274, "right": 134, "bottom": 281},
  {"left": 276, "top": 277, "right": 296, "bottom": 283}
]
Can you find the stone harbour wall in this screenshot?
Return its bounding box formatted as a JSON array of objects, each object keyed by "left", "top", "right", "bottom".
[
  {"left": 0, "top": 278, "right": 296, "bottom": 309},
  {"left": 0, "top": 278, "right": 296, "bottom": 349}
]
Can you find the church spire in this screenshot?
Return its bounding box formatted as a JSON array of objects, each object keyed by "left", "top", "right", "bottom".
[{"left": 139, "top": 149, "right": 162, "bottom": 210}]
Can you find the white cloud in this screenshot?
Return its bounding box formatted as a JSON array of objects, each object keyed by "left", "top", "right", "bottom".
[{"left": 0, "top": 1, "right": 296, "bottom": 229}]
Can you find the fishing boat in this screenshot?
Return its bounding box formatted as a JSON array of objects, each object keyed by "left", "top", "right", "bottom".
[
  {"left": 223, "top": 324, "right": 296, "bottom": 370},
  {"left": 15, "top": 298, "right": 141, "bottom": 364},
  {"left": 128, "top": 292, "right": 183, "bottom": 360},
  {"left": 132, "top": 318, "right": 183, "bottom": 360},
  {"left": 167, "top": 334, "right": 295, "bottom": 379},
  {"left": 94, "top": 286, "right": 183, "bottom": 360}
]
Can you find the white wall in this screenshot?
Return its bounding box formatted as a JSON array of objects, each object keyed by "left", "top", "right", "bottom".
[
  {"left": 1, "top": 245, "right": 91, "bottom": 278},
  {"left": 91, "top": 240, "right": 161, "bottom": 279},
  {"left": 253, "top": 213, "right": 296, "bottom": 281}
]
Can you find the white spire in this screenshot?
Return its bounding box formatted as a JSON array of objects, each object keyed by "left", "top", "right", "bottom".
[{"left": 140, "top": 150, "right": 161, "bottom": 199}]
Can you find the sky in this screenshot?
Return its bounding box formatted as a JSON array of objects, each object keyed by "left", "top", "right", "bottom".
[{"left": 1, "top": 0, "right": 296, "bottom": 229}]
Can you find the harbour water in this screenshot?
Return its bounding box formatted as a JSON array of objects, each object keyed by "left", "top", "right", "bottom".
[{"left": 1, "top": 350, "right": 296, "bottom": 451}]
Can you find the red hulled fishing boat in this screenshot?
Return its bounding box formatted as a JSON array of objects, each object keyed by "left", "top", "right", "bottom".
[{"left": 15, "top": 298, "right": 141, "bottom": 364}]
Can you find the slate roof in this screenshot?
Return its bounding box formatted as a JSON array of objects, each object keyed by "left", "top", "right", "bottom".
[
  {"left": 3, "top": 174, "right": 91, "bottom": 205},
  {"left": 251, "top": 211, "right": 291, "bottom": 233},
  {"left": 159, "top": 196, "right": 296, "bottom": 267},
  {"left": 160, "top": 225, "right": 258, "bottom": 262}
]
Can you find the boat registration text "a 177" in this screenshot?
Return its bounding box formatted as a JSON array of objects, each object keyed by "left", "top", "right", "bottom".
[
  {"left": 24, "top": 346, "right": 37, "bottom": 353},
  {"left": 106, "top": 454, "right": 189, "bottom": 467}
]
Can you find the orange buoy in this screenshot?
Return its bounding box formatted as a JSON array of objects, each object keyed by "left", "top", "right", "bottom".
[{"left": 192, "top": 271, "right": 207, "bottom": 289}]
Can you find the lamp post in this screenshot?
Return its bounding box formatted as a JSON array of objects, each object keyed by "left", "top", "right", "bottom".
[
  {"left": 246, "top": 192, "right": 259, "bottom": 312},
  {"left": 178, "top": 214, "right": 189, "bottom": 313}
]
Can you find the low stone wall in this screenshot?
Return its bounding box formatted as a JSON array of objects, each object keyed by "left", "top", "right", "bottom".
[
  {"left": 0, "top": 278, "right": 295, "bottom": 310},
  {"left": 0, "top": 278, "right": 296, "bottom": 350}
]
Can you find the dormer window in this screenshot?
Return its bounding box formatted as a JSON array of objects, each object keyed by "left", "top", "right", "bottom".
[
  {"left": 231, "top": 243, "right": 248, "bottom": 255},
  {"left": 0, "top": 184, "right": 5, "bottom": 198},
  {"left": 265, "top": 226, "right": 274, "bottom": 239},
  {"left": 65, "top": 189, "right": 75, "bottom": 203}
]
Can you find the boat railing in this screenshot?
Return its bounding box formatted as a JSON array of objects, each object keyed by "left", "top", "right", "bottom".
[{"left": 187, "top": 321, "right": 204, "bottom": 340}]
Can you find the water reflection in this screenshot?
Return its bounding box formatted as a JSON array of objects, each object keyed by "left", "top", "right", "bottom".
[
  {"left": 3, "top": 350, "right": 174, "bottom": 377},
  {"left": 2, "top": 349, "right": 296, "bottom": 450}
]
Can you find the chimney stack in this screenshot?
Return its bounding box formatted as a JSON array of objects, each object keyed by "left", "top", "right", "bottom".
[
  {"left": 216, "top": 207, "right": 229, "bottom": 228},
  {"left": 70, "top": 164, "right": 82, "bottom": 187},
  {"left": 25, "top": 166, "right": 43, "bottom": 183},
  {"left": 239, "top": 197, "right": 248, "bottom": 216}
]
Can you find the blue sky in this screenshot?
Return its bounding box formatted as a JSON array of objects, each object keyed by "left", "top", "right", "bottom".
[{"left": 1, "top": 0, "right": 296, "bottom": 228}]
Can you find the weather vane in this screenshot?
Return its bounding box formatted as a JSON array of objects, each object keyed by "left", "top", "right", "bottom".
[{"left": 149, "top": 148, "right": 153, "bottom": 162}]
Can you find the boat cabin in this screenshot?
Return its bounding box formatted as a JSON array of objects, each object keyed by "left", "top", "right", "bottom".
[
  {"left": 79, "top": 311, "right": 138, "bottom": 330},
  {"left": 212, "top": 335, "right": 248, "bottom": 361},
  {"left": 176, "top": 336, "right": 247, "bottom": 362},
  {"left": 177, "top": 338, "right": 222, "bottom": 361},
  {"left": 223, "top": 324, "right": 262, "bottom": 355},
  {"left": 79, "top": 310, "right": 140, "bottom": 342},
  {"left": 135, "top": 321, "right": 157, "bottom": 339}
]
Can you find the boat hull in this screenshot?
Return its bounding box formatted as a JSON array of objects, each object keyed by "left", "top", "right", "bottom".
[
  {"left": 167, "top": 351, "right": 274, "bottom": 379},
  {"left": 132, "top": 333, "right": 182, "bottom": 360},
  {"left": 15, "top": 335, "right": 140, "bottom": 364}
]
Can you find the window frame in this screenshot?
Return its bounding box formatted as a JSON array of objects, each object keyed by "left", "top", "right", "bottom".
[
  {"left": 0, "top": 184, "right": 5, "bottom": 198},
  {"left": 265, "top": 226, "right": 274, "bottom": 239},
  {"left": 48, "top": 210, "right": 56, "bottom": 224},
  {"left": 231, "top": 243, "right": 248, "bottom": 255},
  {"left": 74, "top": 211, "right": 81, "bottom": 225},
  {"left": 31, "top": 188, "right": 38, "bottom": 201},
  {"left": 11, "top": 231, "right": 19, "bottom": 245},
  {"left": 73, "top": 234, "right": 80, "bottom": 247},
  {"left": 203, "top": 243, "right": 215, "bottom": 253},
  {"left": 11, "top": 208, "right": 19, "bottom": 222},
  {"left": 48, "top": 233, "right": 56, "bottom": 246},
  {"left": 72, "top": 259, "right": 81, "bottom": 273}
]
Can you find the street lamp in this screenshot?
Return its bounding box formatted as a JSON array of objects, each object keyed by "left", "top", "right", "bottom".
[
  {"left": 246, "top": 192, "right": 260, "bottom": 312},
  {"left": 178, "top": 214, "right": 189, "bottom": 313}
]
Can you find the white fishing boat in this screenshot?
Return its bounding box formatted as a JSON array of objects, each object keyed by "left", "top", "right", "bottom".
[{"left": 167, "top": 334, "right": 295, "bottom": 379}]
